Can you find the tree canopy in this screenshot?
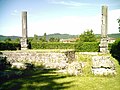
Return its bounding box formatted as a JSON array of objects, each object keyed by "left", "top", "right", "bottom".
[
  {"left": 117, "top": 18, "right": 120, "bottom": 32},
  {"left": 49, "top": 37, "right": 60, "bottom": 42},
  {"left": 79, "top": 29, "right": 96, "bottom": 42}
]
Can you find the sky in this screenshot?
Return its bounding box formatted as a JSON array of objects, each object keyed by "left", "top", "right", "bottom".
[{"left": 0, "top": 0, "right": 120, "bottom": 37}]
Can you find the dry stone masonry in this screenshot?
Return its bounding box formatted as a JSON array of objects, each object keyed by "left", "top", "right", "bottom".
[
  {"left": 2, "top": 50, "right": 75, "bottom": 69},
  {"left": 92, "top": 56, "right": 116, "bottom": 75},
  {"left": 1, "top": 50, "right": 116, "bottom": 76},
  {"left": 1, "top": 50, "right": 83, "bottom": 75},
  {"left": 58, "top": 61, "right": 82, "bottom": 76}
]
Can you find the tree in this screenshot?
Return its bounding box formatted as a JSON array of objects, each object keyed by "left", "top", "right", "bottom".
[
  {"left": 110, "top": 38, "right": 120, "bottom": 64},
  {"left": 79, "top": 29, "right": 96, "bottom": 42},
  {"left": 117, "top": 18, "right": 120, "bottom": 32},
  {"left": 49, "top": 37, "right": 60, "bottom": 42},
  {"left": 14, "top": 38, "right": 20, "bottom": 42},
  {"left": 43, "top": 33, "right": 47, "bottom": 42},
  {"left": 33, "top": 34, "right": 39, "bottom": 42},
  {"left": 39, "top": 33, "right": 47, "bottom": 42},
  {"left": 28, "top": 37, "right": 33, "bottom": 42},
  {"left": 4, "top": 38, "right": 11, "bottom": 42}
]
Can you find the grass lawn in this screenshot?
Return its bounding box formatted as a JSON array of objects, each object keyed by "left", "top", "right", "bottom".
[{"left": 0, "top": 54, "right": 120, "bottom": 90}]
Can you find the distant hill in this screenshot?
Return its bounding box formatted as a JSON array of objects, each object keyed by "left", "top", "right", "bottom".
[
  {"left": 0, "top": 33, "right": 120, "bottom": 41},
  {"left": 108, "top": 33, "right": 120, "bottom": 38},
  {"left": 96, "top": 33, "right": 120, "bottom": 38},
  {"left": 0, "top": 35, "right": 20, "bottom": 41},
  {"left": 45, "top": 33, "right": 78, "bottom": 40},
  {"left": 0, "top": 33, "right": 78, "bottom": 41}
]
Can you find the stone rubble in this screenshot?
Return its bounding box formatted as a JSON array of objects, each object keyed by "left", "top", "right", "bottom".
[{"left": 2, "top": 51, "right": 84, "bottom": 75}]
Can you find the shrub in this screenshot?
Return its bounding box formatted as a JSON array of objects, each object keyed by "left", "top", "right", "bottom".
[
  {"left": 0, "top": 55, "right": 11, "bottom": 71},
  {"left": 0, "top": 42, "right": 20, "bottom": 50},
  {"left": 31, "top": 42, "right": 75, "bottom": 49},
  {"left": 108, "top": 43, "right": 112, "bottom": 50},
  {"left": 110, "top": 38, "right": 120, "bottom": 64},
  {"left": 0, "top": 56, "right": 7, "bottom": 70},
  {"left": 75, "top": 42, "right": 99, "bottom": 52}
]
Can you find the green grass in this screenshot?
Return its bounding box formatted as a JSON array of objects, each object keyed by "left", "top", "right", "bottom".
[{"left": 0, "top": 54, "right": 120, "bottom": 90}]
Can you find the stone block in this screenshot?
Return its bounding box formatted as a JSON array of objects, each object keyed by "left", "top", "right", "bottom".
[
  {"left": 11, "top": 62, "right": 27, "bottom": 70},
  {"left": 92, "top": 56, "right": 116, "bottom": 75}
]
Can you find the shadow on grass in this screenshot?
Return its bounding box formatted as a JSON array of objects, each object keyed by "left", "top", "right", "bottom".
[{"left": 0, "top": 68, "right": 74, "bottom": 90}]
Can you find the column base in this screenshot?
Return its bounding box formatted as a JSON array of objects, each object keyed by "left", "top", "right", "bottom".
[{"left": 20, "top": 38, "right": 28, "bottom": 50}]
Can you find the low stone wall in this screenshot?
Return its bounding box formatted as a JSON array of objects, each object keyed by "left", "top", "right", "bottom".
[
  {"left": 1, "top": 50, "right": 75, "bottom": 69},
  {"left": 1, "top": 50, "right": 116, "bottom": 76},
  {"left": 92, "top": 56, "right": 116, "bottom": 75}
]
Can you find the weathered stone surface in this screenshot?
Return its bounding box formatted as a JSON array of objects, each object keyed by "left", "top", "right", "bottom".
[
  {"left": 2, "top": 50, "right": 75, "bottom": 69},
  {"left": 99, "top": 5, "right": 108, "bottom": 53},
  {"left": 22, "top": 11, "right": 27, "bottom": 38},
  {"left": 66, "top": 61, "right": 82, "bottom": 76},
  {"left": 21, "top": 11, "right": 28, "bottom": 50},
  {"left": 57, "top": 61, "right": 82, "bottom": 76},
  {"left": 92, "top": 68, "right": 116, "bottom": 76},
  {"left": 11, "top": 62, "right": 33, "bottom": 70},
  {"left": 11, "top": 62, "right": 27, "bottom": 69},
  {"left": 92, "top": 56, "right": 115, "bottom": 68},
  {"left": 20, "top": 38, "right": 28, "bottom": 50},
  {"left": 92, "top": 56, "right": 116, "bottom": 75}
]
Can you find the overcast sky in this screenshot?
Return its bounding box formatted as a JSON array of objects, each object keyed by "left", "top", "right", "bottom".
[{"left": 0, "top": 0, "right": 120, "bottom": 37}]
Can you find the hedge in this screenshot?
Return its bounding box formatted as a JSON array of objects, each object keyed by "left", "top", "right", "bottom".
[
  {"left": 0, "top": 42, "right": 20, "bottom": 50},
  {"left": 110, "top": 38, "right": 120, "bottom": 64},
  {"left": 75, "top": 42, "right": 100, "bottom": 52},
  {"left": 0, "top": 41, "right": 113, "bottom": 52},
  {"left": 31, "top": 42, "right": 75, "bottom": 49},
  {"left": 31, "top": 42, "right": 100, "bottom": 52}
]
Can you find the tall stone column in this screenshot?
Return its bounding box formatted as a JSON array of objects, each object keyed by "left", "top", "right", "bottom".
[
  {"left": 99, "top": 6, "right": 108, "bottom": 53},
  {"left": 20, "top": 11, "right": 28, "bottom": 50}
]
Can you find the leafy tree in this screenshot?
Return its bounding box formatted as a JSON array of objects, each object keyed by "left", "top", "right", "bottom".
[
  {"left": 39, "top": 33, "right": 47, "bottom": 42},
  {"left": 110, "top": 38, "right": 120, "bottom": 64},
  {"left": 33, "top": 34, "right": 39, "bottom": 42},
  {"left": 39, "top": 37, "right": 44, "bottom": 42},
  {"left": 43, "top": 33, "right": 47, "bottom": 42},
  {"left": 4, "top": 38, "right": 11, "bottom": 42},
  {"left": 14, "top": 38, "right": 20, "bottom": 42},
  {"left": 117, "top": 18, "right": 120, "bottom": 32},
  {"left": 28, "top": 37, "right": 33, "bottom": 42},
  {"left": 49, "top": 37, "right": 60, "bottom": 42},
  {"left": 79, "top": 29, "right": 96, "bottom": 42}
]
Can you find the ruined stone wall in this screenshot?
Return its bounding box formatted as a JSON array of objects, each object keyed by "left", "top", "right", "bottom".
[
  {"left": 1, "top": 50, "right": 75, "bottom": 69},
  {"left": 92, "top": 56, "right": 116, "bottom": 75}
]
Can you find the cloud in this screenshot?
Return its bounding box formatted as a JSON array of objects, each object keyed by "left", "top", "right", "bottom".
[
  {"left": 28, "top": 15, "right": 101, "bottom": 36},
  {"left": 28, "top": 9, "right": 120, "bottom": 36},
  {"left": 4, "top": 8, "right": 120, "bottom": 37},
  {"left": 49, "top": 0, "right": 90, "bottom": 7}
]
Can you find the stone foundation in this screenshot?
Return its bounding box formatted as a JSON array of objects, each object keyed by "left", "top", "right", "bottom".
[
  {"left": 1, "top": 50, "right": 75, "bottom": 69},
  {"left": 92, "top": 56, "right": 116, "bottom": 75}
]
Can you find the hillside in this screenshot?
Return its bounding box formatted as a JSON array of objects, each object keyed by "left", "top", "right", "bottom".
[
  {"left": 0, "top": 33, "right": 78, "bottom": 41},
  {"left": 0, "top": 33, "right": 120, "bottom": 41},
  {"left": 108, "top": 33, "right": 120, "bottom": 38},
  {"left": 45, "top": 33, "right": 78, "bottom": 40},
  {"left": 0, "top": 35, "right": 20, "bottom": 41},
  {"left": 96, "top": 33, "right": 120, "bottom": 38}
]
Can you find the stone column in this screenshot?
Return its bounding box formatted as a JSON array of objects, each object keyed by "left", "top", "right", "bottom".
[
  {"left": 20, "top": 11, "right": 28, "bottom": 50},
  {"left": 99, "top": 6, "right": 108, "bottom": 53}
]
